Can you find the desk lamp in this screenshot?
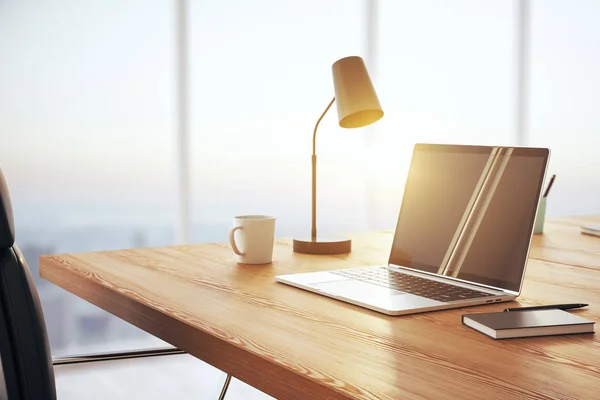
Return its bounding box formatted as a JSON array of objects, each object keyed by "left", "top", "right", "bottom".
[{"left": 293, "top": 56, "right": 383, "bottom": 255}]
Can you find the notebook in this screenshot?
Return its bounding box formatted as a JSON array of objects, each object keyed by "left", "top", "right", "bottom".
[
  {"left": 462, "top": 309, "right": 595, "bottom": 339},
  {"left": 581, "top": 224, "right": 600, "bottom": 237}
]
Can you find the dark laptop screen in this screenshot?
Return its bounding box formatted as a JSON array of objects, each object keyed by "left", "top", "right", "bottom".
[{"left": 389, "top": 144, "right": 549, "bottom": 292}]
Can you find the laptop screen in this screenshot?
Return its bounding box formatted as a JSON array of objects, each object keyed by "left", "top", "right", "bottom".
[{"left": 389, "top": 144, "right": 549, "bottom": 293}]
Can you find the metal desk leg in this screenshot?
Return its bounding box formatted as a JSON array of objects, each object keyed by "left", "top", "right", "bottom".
[{"left": 217, "top": 374, "right": 232, "bottom": 400}]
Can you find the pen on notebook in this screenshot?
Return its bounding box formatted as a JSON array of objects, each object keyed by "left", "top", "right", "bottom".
[
  {"left": 504, "top": 303, "right": 588, "bottom": 312},
  {"left": 542, "top": 174, "right": 556, "bottom": 197}
]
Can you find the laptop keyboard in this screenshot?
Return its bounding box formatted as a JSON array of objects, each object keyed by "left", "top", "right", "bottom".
[{"left": 331, "top": 267, "right": 496, "bottom": 303}]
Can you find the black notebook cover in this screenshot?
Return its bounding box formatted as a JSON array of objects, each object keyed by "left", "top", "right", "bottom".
[{"left": 462, "top": 309, "right": 595, "bottom": 339}]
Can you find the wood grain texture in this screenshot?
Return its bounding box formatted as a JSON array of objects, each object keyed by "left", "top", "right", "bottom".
[
  {"left": 529, "top": 215, "right": 600, "bottom": 270},
  {"left": 40, "top": 218, "right": 600, "bottom": 400}
]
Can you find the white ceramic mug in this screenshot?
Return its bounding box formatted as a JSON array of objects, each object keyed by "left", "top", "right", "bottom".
[{"left": 229, "top": 215, "right": 276, "bottom": 264}]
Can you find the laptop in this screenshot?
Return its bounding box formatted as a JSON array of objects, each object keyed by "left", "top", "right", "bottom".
[{"left": 276, "top": 144, "right": 550, "bottom": 315}]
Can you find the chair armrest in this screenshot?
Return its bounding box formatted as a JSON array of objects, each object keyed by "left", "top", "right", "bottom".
[{"left": 53, "top": 347, "right": 185, "bottom": 366}]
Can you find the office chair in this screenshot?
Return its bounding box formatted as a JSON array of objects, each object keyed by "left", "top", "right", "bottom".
[{"left": 0, "top": 169, "right": 232, "bottom": 400}]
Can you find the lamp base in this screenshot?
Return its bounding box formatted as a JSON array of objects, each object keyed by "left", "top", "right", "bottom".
[{"left": 293, "top": 237, "right": 351, "bottom": 255}]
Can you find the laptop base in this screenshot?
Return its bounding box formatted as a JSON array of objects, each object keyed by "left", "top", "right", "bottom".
[{"left": 276, "top": 268, "right": 515, "bottom": 316}]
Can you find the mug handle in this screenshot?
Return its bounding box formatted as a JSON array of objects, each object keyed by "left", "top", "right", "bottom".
[{"left": 229, "top": 226, "right": 245, "bottom": 256}]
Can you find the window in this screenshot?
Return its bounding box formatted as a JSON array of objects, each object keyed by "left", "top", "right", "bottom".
[
  {"left": 529, "top": 0, "right": 600, "bottom": 217},
  {"left": 371, "top": 0, "right": 514, "bottom": 228},
  {"left": 188, "top": 0, "right": 368, "bottom": 240},
  {"left": 0, "top": 0, "right": 175, "bottom": 356}
]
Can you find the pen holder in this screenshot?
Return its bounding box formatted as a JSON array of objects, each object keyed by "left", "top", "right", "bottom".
[{"left": 533, "top": 197, "right": 547, "bottom": 234}]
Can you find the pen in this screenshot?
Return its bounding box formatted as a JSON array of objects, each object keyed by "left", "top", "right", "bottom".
[
  {"left": 543, "top": 174, "right": 556, "bottom": 197},
  {"left": 504, "top": 303, "right": 588, "bottom": 312}
]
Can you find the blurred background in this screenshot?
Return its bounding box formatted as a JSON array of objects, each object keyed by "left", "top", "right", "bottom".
[{"left": 1, "top": 0, "right": 599, "bottom": 379}]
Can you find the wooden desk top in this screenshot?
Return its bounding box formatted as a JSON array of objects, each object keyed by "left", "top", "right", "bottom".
[
  {"left": 40, "top": 218, "right": 600, "bottom": 400},
  {"left": 529, "top": 215, "right": 600, "bottom": 270}
]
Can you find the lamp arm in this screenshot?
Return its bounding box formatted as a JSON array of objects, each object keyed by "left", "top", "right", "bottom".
[
  {"left": 311, "top": 97, "right": 336, "bottom": 241},
  {"left": 312, "top": 97, "right": 336, "bottom": 156}
]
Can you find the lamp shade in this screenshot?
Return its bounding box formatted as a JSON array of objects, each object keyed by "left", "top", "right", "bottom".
[{"left": 332, "top": 56, "right": 383, "bottom": 129}]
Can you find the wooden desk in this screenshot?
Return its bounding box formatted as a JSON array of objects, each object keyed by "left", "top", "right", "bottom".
[
  {"left": 40, "top": 218, "right": 600, "bottom": 400},
  {"left": 529, "top": 215, "right": 600, "bottom": 270}
]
